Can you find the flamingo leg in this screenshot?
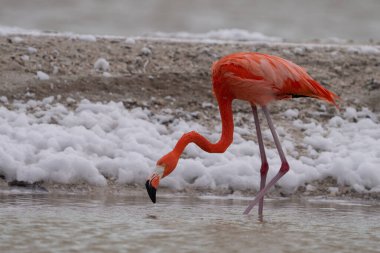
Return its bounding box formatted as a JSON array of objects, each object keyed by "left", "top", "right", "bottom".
[
  {"left": 251, "top": 105, "right": 268, "bottom": 217},
  {"left": 244, "top": 106, "right": 289, "bottom": 215}
]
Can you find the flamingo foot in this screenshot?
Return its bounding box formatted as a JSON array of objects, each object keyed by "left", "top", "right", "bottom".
[{"left": 244, "top": 163, "right": 288, "bottom": 214}]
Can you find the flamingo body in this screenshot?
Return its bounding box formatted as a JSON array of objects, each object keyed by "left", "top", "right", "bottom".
[
  {"left": 212, "top": 52, "right": 337, "bottom": 106},
  {"left": 146, "top": 52, "right": 338, "bottom": 215}
]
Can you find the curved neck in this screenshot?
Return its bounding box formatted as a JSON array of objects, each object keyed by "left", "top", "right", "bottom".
[{"left": 173, "top": 95, "right": 234, "bottom": 155}]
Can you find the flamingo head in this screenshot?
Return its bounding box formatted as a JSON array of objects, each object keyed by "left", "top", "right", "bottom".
[
  {"left": 145, "top": 165, "right": 164, "bottom": 203},
  {"left": 146, "top": 152, "right": 179, "bottom": 203}
]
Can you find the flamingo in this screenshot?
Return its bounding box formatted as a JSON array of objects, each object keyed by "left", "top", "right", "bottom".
[{"left": 146, "top": 52, "right": 338, "bottom": 215}]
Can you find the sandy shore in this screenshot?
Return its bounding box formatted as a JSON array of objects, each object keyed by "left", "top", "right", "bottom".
[
  {"left": 1, "top": 34, "right": 380, "bottom": 199},
  {"left": 1, "top": 35, "right": 380, "bottom": 109}
]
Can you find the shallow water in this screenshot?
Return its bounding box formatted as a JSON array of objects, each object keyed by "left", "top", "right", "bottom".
[
  {"left": 1, "top": 0, "right": 380, "bottom": 41},
  {"left": 0, "top": 191, "right": 379, "bottom": 253}
]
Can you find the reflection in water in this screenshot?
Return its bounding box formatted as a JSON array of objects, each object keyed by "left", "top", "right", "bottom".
[{"left": 0, "top": 192, "right": 379, "bottom": 253}]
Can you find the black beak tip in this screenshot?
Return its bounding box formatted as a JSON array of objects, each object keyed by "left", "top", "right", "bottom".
[{"left": 145, "top": 180, "right": 156, "bottom": 203}]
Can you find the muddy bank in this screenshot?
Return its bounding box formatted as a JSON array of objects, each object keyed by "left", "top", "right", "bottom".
[{"left": 1, "top": 35, "right": 380, "bottom": 110}]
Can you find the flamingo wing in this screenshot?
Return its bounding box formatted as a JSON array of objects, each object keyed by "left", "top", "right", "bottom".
[{"left": 212, "top": 52, "right": 338, "bottom": 106}]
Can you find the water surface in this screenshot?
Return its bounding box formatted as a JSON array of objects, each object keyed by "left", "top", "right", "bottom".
[
  {"left": 1, "top": 0, "right": 379, "bottom": 41},
  {"left": 0, "top": 191, "right": 379, "bottom": 253}
]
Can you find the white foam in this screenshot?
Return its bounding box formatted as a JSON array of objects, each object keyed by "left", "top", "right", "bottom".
[
  {"left": 10, "top": 36, "right": 23, "bottom": 43},
  {"left": 148, "top": 29, "right": 283, "bottom": 42},
  {"left": 74, "top": 34, "right": 97, "bottom": 42},
  {"left": 1, "top": 25, "right": 380, "bottom": 55},
  {"left": 347, "top": 45, "right": 380, "bottom": 54},
  {"left": 0, "top": 99, "right": 379, "bottom": 194},
  {"left": 0, "top": 25, "right": 100, "bottom": 42},
  {"left": 284, "top": 109, "right": 299, "bottom": 119},
  {"left": 125, "top": 38, "right": 136, "bottom": 44},
  {"left": 0, "top": 26, "right": 281, "bottom": 45}
]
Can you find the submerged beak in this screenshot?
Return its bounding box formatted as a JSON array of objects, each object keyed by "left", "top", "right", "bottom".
[
  {"left": 145, "top": 165, "right": 164, "bottom": 203},
  {"left": 145, "top": 177, "right": 158, "bottom": 203},
  {"left": 145, "top": 166, "right": 164, "bottom": 203}
]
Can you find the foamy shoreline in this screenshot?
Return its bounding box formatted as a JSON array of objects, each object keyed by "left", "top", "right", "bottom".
[{"left": 0, "top": 30, "right": 379, "bottom": 199}]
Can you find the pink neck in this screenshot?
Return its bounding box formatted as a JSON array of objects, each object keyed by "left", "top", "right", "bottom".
[{"left": 173, "top": 95, "right": 234, "bottom": 156}]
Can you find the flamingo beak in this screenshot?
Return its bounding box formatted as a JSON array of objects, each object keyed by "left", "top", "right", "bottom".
[
  {"left": 145, "top": 165, "right": 164, "bottom": 203},
  {"left": 145, "top": 177, "right": 157, "bottom": 203}
]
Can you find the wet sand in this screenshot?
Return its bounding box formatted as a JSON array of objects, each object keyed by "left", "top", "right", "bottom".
[{"left": 0, "top": 191, "right": 379, "bottom": 253}]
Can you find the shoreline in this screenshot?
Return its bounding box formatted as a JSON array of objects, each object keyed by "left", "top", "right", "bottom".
[
  {"left": 0, "top": 33, "right": 380, "bottom": 199},
  {"left": 1, "top": 178, "right": 380, "bottom": 201},
  {"left": 1, "top": 34, "right": 380, "bottom": 109}
]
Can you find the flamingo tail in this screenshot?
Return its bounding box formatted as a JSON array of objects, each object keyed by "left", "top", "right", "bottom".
[{"left": 302, "top": 79, "right": 340, "bottom": 108}]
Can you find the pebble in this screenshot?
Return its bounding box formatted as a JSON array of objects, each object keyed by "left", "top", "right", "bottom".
[
  {"left": 27, "top": 47, "right": 38, "bottom": 54},
  {"left": 140, "top": 47, "right": 152, "bottom": 56},
  {"left": 36, "top": 71, "right": 50, "bottom": 80},
  {"left": 21, "top": 55, "right": 29, "bottom": 61},
  {"left": 94, "top": 58, "right": 110, "bottom": 71}
]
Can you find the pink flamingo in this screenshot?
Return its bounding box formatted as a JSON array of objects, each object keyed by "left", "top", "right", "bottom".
[{"left": 146, "top": 52, "right": 338, "bottom": 215}]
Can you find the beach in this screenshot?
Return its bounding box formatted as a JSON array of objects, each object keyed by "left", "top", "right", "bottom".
[{"left": 0, "top": 32, "right": 380, "bottom": 198}]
